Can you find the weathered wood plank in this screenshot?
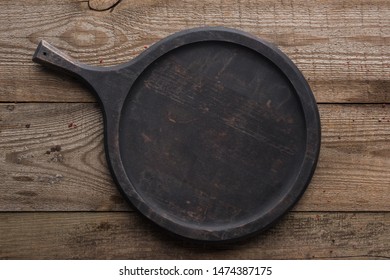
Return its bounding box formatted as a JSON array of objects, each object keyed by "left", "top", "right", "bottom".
[
  {"left": 0, "top": 0, "right": 389, "bottom": 103},
  {"left": 0, "top": 212, "right": 388, "bottom": 259},
  {"left": 0, "top": 103, "right": 389, "bottom": 211}
]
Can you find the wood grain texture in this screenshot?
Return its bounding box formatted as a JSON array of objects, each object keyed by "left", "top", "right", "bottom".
[
  {"left": 0, "top": 0, "right": 389, "bottom": 259},
  {"left": 0, "top": 0, "right": 389, "bottom": 103},
  {"left": 0, "top": 212, "right": 388, "bottom": 259},
  {"left": 0, "top": 103, "right": 388, "bottom": 212}
]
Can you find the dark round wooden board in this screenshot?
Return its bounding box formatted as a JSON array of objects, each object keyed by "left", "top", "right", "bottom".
[{"left": 33, "top": 27, "right": 321, "bottom": 242}]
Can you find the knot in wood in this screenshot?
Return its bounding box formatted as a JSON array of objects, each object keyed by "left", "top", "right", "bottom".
[{"left": 88, "top": 0, "right": 121, "bottom": 11}]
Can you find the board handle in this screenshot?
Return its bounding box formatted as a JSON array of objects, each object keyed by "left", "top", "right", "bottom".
[
  {"left": 32, "top": 40, "right": 132, "bottom": 111},
  {"left": 32, "top": 40, "right": 96, "bottom": 83}
]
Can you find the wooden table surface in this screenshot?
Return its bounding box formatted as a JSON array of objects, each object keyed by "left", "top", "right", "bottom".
[{"left": 0, "top": 0, "right": 389, "bottom": 259}]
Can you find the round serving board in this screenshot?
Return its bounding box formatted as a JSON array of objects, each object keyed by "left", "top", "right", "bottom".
[{"left": 33, "top": 27, "right": 321, "bottom": 242}]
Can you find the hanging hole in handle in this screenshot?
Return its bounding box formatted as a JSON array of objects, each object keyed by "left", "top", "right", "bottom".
[{"left": 43, "top": 51, "right": 47, "bottom": 56}]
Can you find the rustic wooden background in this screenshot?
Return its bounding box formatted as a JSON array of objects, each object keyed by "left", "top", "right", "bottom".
[{"left": 0, "top": 0, "right": 389, "bottom": 259}]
